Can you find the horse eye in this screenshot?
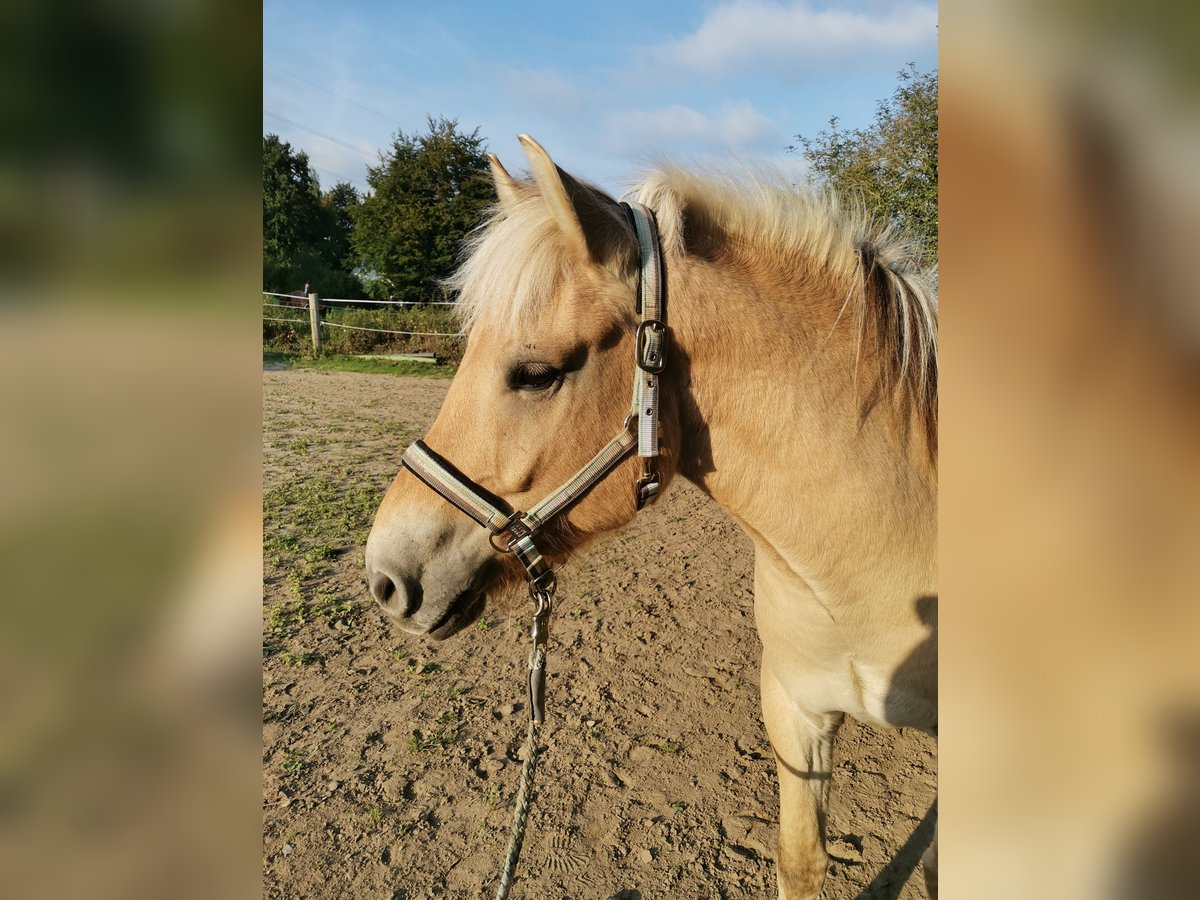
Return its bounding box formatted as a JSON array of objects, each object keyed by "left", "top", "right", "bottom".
[{"left": 509, "top": 363, "right": 562, "bottom": 392}]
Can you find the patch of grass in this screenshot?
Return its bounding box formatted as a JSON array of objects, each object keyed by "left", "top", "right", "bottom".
[
  {"left": 263, "top": 477, "right": 384, "bottom": 591},
  {"left": 280, "top": 651, "right": 321, "bottom": 667},
  {"left": 264, "top": 351, "right": 457, "bottom": 379},
  {"left": 407, "top": 728, "right": 456, "bottom": 752},
  {"left": 475, "top": 617, "right": 491, "bottom": 632},
  {"left": 314, "top": 593, "right": 355, "bottom": 626},
  {"left": 654, "top": 739, "right": 684, "bottom": 756},
  {"left": 408, "top": 710, "right": 461, "bottom": 751},
  {"left": 304, "top": 543, "right": 337, "bottom": 564},
  {"left": 264, "top": 600, "right": 311, "bottom": 656},
  {"left": 285, "top": 570, "right": 304, "bottom": 598},
  {"left": 280, "top": 748, "right": 308, "bottom": 775}
]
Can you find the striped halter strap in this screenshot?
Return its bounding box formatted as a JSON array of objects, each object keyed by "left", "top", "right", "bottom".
[{"left": 398, "top": 201, "right": 666, "bottom": 720}]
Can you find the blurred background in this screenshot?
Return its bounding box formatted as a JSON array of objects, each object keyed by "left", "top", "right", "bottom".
[
  {"left": 941, "top": 2, "right": 1200, "bottom": 898},
  {"left": 0, "top": 0, "right": 261, "bottom": 897},
  {"left": 0, "top": 0, "right": 1196, "bottom": 898}
]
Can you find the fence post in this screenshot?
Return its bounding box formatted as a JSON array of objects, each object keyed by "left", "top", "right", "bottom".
[{"left": 307, "top": 292, "right": 321, "bottom": 354}]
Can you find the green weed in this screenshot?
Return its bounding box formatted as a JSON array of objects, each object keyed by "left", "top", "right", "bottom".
[{"left": 280, "top": 748, "right": 308, "bottom": 775}]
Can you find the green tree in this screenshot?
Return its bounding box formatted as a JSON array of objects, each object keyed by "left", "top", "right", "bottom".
[
  {"left": 791, "top": 65, "right": 938, "bottom": 265},
  {"left": 320, "top": 181, "right": 360, "bottom": 270},
  {"left": 263, "top": 134, "right": 323, "bottom": 276},
  {"left": 262, "top": 134, "right": 362, "bottom": 296},
  {"left": 351, "top": 117, "right": 493, "bottom": 301}
]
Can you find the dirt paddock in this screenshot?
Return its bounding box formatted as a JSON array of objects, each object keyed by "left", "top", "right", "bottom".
[{"left": 263, "top": 368, "right": 936, "bottom": 899}]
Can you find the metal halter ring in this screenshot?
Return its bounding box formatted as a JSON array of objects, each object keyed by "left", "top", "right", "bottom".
[
  {"left": 528, "top": 568, "right": 557, "bottom": 599},
  {"left": 488, "top": 512, "right": 528, "bottom": 553}
]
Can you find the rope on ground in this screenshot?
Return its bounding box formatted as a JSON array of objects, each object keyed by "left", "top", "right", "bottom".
[
  {"left": 494, "top": 646, "right": 546, "bottom": 900},
  {"left": 319, "top": 321, "right": 465, "bottom": 338}
]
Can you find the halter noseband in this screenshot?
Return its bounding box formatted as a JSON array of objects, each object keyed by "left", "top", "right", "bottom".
[{"left": 397, "top": 202, "right": 666, "bottom": 719}]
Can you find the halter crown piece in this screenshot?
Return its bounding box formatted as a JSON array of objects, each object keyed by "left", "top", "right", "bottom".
[{"left": 398, "top": 201, "right": 666, "bottom": 723}]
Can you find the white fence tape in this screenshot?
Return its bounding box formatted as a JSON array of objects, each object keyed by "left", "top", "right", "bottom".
[
  {"left": 319, "top": 321, "right": 464, "bottom": 338},
  {"left": 261, "top": 291, "right": 456, "bottom": 307}
]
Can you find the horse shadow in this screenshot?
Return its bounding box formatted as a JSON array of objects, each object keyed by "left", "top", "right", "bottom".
[
  {"left": 854, "top": 798, "right": 937, "bottom": 900},
  {"left": 1112, "top": 708, "right": 1200, "bottom": 899},
  {"left": 856, "top": 594, "right": 937, "bottom": 899}
]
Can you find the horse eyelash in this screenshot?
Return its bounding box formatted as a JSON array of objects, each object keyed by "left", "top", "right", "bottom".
[{"left": 509, "top": 362, "right": 563, "bottom": 392}]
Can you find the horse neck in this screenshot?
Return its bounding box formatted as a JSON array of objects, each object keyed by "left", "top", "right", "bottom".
[{"left": 665, "top": 247, "right": 937, "bottom": 596}]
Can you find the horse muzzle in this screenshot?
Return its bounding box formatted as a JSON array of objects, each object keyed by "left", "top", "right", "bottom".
[{"left": 364, "top": 516, "right": 494, "bottom": 640}]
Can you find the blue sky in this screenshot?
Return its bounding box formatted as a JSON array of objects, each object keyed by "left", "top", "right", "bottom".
[{"left": 263, "top": 0, "right": 937, "bottom": 196}]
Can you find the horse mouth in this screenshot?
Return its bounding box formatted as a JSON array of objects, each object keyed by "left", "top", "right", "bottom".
[{"left": 427, "top": 587, "right": 486, "bottom": 640}]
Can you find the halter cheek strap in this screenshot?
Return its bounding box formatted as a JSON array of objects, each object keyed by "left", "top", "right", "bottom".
[
  {"left": 629, "top": 201, "right": 665, "bottom": 508},
  {"left": 397, "top": 201, "right": 666, "bottom": 720}
]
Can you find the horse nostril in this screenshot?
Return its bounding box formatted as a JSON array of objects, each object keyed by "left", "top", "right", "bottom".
[
  {"left": 368, "top": 568, "right": 424, "bottom": 618},
  {"left": 401, "top": 577, "right": 423, "bottom": 617},
  {"left": 369, "top": 570, "right": 396, "bottom": 605}
]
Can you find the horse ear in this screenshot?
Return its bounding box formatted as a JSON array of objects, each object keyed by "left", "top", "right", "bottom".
[
  {"left": 487, "top": 153, "right": 520, "bottom": 211},
  {"left": 518, "top": 134, "right": 591, "bottom": 260}
]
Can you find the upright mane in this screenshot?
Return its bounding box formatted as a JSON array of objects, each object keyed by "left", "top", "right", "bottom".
[
  {"left": 449, "top": 164, "right": 938, "bottom": 452},
  {"left": 636, "top": 167, "right": 938, "bottom": 454}
]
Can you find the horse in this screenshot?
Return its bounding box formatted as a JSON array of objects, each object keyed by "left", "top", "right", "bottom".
[{"left": 364, "top": 135, "right": 938, "bottom": 899}]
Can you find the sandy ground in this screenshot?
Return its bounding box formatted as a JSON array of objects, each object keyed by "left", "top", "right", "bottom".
[{"left": 263, "top": 368, "right": 936, "bottom": 899}]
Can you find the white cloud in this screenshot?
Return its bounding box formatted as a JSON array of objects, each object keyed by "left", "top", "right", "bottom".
[
  {"left": 654, "top": 0, "right": 937, "bottom": 75},
  {"left": 607, "top": 101, "right": 780, "bottom": 153}
]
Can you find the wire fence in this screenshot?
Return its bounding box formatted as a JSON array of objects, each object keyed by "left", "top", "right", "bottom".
[
  {"left": 262, "top": 298, "right": 457, "bottom": 310},
  {"left": 261, "top": 291, "right": 455, "bottom": 307},
  {"left": 320, "top": 320, "right": 466, "bottom": 337},
  {"left": 262, "top": 291, "right": 466, "bottom": 360}
]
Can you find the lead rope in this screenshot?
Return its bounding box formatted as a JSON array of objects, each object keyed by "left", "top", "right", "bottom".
[
  {"left": 494, "top": 659, "right": 542, "bottom": 900},
  {"left": 494, "top": 585, "right": 553, "bottom": 900}
]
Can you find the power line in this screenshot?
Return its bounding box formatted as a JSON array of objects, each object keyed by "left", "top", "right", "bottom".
[
  {"left": 263, "top": 110, "right": 379, "bottom": 160},
  {"left": 265, "top": 61, "right": 406, "bottom": 130},
  {"left": 314, "top": 166, "right": 358, "bottom": 186}
]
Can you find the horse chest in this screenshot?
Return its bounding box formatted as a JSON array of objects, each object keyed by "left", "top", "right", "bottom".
[{"left": 753, "top": 565, "right": 906, "bottom": 725}]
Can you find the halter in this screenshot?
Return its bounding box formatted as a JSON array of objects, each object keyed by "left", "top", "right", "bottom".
[{"left": 398, "top": 201, "right": 666, "bottom": 722}]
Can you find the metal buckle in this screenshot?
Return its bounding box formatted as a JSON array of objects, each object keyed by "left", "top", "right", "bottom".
[
  {"left": 635, "top": 470, "right": 661, "bottom": 509},
  {"left": 635, "top": 319, "right": 667, "bottom": 373}
]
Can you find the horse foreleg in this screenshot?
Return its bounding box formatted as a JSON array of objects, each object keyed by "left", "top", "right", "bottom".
[{"left": 761, "top": 663, "right": 844, "bottom": 900}]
